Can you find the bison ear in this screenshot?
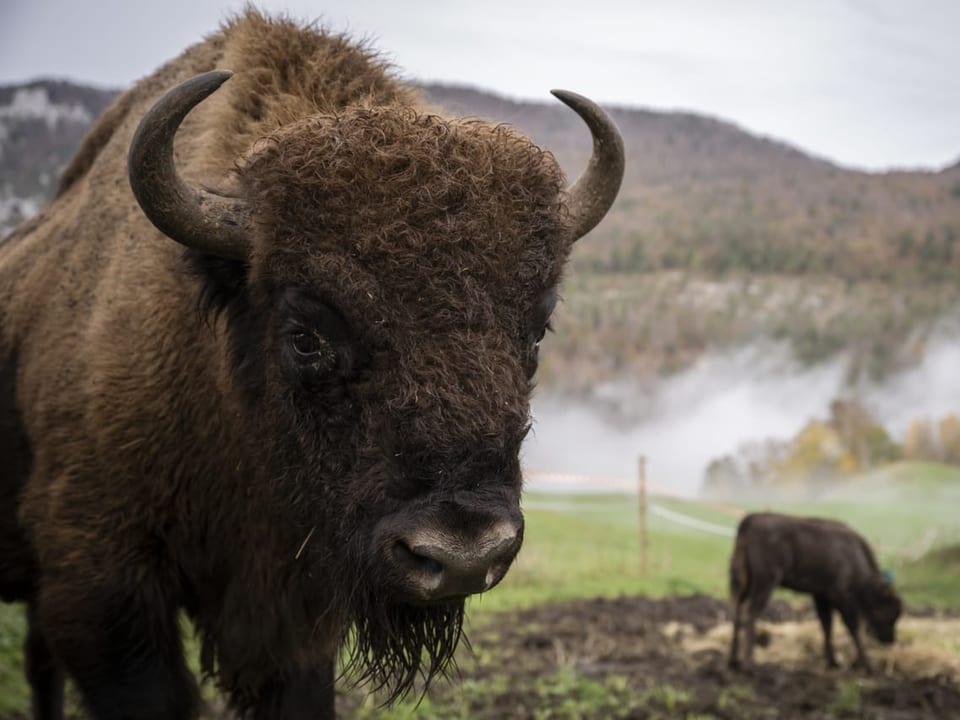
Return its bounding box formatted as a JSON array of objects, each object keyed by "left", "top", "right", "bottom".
[{"left": 184, "top": 250, "right": 249, "bottom": 319}]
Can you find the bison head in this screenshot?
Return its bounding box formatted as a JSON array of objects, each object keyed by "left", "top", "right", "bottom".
[
  {"left": 862, "top": 576, "right": 903, "bottom": 645},
  {"left": 127, "top": 71, "right": 623, "bottom": 697}
]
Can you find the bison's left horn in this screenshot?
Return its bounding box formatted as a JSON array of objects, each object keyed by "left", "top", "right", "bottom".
[
  {"left": 128, "top": 70, "right": 251, "bottom": 260},
  {"left": 551, "top": 90, "right": 625, "bottom": 242}
]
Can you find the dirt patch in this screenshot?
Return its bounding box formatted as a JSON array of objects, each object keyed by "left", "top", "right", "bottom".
[{"left": 336, "top": 594, "right": 960, "bottom": 719}]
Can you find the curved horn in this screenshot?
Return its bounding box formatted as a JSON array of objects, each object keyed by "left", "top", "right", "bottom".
[
  {"left": 550, "top": 90, "right": 625, "bottom": 242},
  {"left": 128, "top": 70, "right": 251, "bottom": 260}
]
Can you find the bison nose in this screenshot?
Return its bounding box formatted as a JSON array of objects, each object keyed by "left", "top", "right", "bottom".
[{"left": 391, "top": 521, "right": 522, "bottom": 601}]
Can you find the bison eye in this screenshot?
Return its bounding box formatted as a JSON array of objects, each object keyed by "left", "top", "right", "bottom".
[
  {"left": 535, "top": 321, "right": 551, "bottom": 348},
  {"left": 528, "top": 288, "right": 558, "bottom": 358},
  {"left": 526, "top": 321, "right": 552, "bottom": 377},
  {"left": 291, "top": 331, "right": 323, "bottom": 357}
]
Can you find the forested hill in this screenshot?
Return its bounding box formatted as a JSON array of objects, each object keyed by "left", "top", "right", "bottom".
[
  {"left": 423, "top": 83, "right": 960, "bottom": 284},
  {"left": 421, "top": 83, "right": 960, "bottom": 392},
  {"left": 3, "top": 78, "right": 959, "bottom": 393}
]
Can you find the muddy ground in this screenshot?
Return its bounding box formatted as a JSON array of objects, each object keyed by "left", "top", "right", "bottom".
[{"left": 336, "top": 594, "right": 960, "bottom": 719}]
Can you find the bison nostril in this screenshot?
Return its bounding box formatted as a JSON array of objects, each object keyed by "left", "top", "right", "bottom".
[
  {"left": 393, "top": 541, "right": 444, "bottom": 577},
  {"left": 484, "top": 565, "right": 504, "bottom": 591},
  {"left": 385, "top": 522, "right": 522, "bottom": 602}
]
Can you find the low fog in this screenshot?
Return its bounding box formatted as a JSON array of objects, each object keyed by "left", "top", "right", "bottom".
[{"left": 522, "top": 337, "right": 960, "bottom": 496}]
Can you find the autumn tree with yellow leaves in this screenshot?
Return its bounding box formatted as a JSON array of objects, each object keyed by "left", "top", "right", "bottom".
[{"left": 703, "top": 397, "right": 900, "bottom": 495}]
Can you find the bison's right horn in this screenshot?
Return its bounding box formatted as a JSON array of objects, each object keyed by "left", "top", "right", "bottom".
[
  {"left": 128, "top": 70, "right": 251, "bottom": 261},
  {"left": 551, "top": 90, "right": 625, "bottom": 242}
]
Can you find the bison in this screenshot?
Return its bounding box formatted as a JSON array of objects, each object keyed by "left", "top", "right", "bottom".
[
  {"left": 0, "top": 10, "right": 624, "bottom": 719},
  {"left": 728, "top": 512, "right": 902, "bottom": 672}
]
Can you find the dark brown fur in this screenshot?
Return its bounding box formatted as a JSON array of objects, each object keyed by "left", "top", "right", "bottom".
[
  {"left": 728, "top": 512, "right": 903, "bottom": 672},
  {"left": 0, "top": 10, "right": 578, "bottom": 719}
]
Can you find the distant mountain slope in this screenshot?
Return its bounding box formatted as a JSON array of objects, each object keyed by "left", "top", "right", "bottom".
[
  {"left": 422, "top": 83, "right": 960, "bottom": 285},
  {"left": 3, "top": 78, "right": 959, "bottom": 393},
  {"left": 422, "top": 84, "right": 960, "bottom": 391},
  {"left": 0, "top": 80, "right": 116, "bottom": 234}
]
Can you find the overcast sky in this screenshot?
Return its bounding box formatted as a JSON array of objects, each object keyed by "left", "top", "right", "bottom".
[{"left": 2, "top": 0, "right": 958, "bottom": 171}]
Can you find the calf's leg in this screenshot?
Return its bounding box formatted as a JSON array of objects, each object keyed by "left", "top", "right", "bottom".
[
  {"left": 837, "top": 602, "right": 871, "bottom": 672},
  {"left": 743, "top": 576, "right": 776, "bottom": 668},
  {"left": 813, "top": 594, "right": 838, "bottom": 668},
  {"left": 729, "top": 596, "right": 744, "bottom": 669}
]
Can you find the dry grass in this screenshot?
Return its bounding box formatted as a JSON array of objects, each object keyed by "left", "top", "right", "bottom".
[{"left": 663, "top": 614, "right": 960, "bottom": 679}]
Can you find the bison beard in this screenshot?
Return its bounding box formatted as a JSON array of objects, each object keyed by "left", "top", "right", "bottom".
[
  {"left": 214, "top": 516, "right": 467, "bottom": 709},
  {"left": 344, "top": 582, "right": 465, "bottom": 701}
]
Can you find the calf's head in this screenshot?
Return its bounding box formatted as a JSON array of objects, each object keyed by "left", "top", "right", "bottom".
[
  {"left": 862, "top": 577, "right": 903, "bottom": 644},
  {"left": 128, "top": 71, "right": 623, "bottom": 691}
]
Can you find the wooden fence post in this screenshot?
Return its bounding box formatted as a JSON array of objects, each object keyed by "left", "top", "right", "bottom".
[{"left": 638, "top": 455, "right": 648, "bottom": 574}]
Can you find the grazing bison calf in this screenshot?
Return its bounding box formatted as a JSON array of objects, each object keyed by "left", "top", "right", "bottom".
[
  {"left": 0, "top": 10, "right": 623, "bottom": 720},
  {"left": 728, "top": 512, "right": 902, "bottom": 671}
]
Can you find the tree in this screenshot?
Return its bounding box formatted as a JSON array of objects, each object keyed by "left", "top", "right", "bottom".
[
  {"left": 774, "top": 420, "right": 856, "bottom": 484},
  {"left": 903, "top": 418, "right": 939, "bottom": 461},
  {"left": 828, "top": 398, "right": 898, "bottom": 470},
  {"left": 939, "top": 414, "right": 960, "bottom": 465}
]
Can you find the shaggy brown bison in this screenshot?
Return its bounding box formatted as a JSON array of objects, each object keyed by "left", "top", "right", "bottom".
[
  {"left": 0, "top": 10, "right": 623, "bottom": 720},
  {"left": 728, "top": 512, "right": 902, "bottom": 672}
]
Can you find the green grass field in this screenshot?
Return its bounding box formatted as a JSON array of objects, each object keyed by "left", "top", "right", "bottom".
[
  {"left": 0, "top": 460, "right": 957, "bottom": 714},
  {"left": 478, "top": 459, "right": 960, "bottom": 612}
]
